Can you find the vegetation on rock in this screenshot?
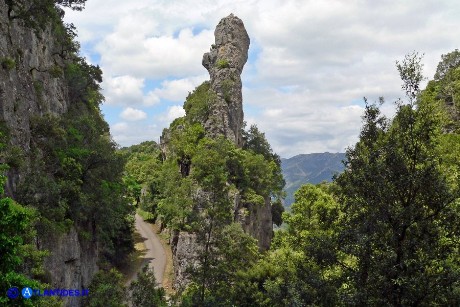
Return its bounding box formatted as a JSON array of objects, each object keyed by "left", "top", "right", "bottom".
[{"left": 3, "top": 4, "right": 460, "bottom": 305}]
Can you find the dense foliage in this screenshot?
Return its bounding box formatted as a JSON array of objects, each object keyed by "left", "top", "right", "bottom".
[
  {"left": 122, "top": 80, "right": 285, "bottom": 305},
  {"left": 121, "top": 51, "right": 460, "bottom": 306},
  {"left": 85, "top": 269, "right": 126, "bottom": 307},
  {"left": 1, "top": 1, "right": 133, "bottom": 301},
  {"left": 122, "top": 51, "right": 460, "bottom": 306},
  {"left": 213, "top": 52, "right": 460, "bottom": 306},
  {"left": 129, "top": 266, "right": 167, "bottom": 307}
]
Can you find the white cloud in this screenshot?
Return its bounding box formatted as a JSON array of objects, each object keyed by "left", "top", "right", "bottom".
[
  {"left": 144, "top": 75, "right": 208, "bottom": 104},
  {"left": 245, "top": 87, "right": 366, "bottom": 157},
  {"left": 103, "top": 75, "right": 144, "bottom": 106},
  {"left": 97, "top": 26, "right": 213, "bottom": 79},
  {"left": 112, "top": 122, "right": 129, "bottom": 133},
  {"left": 111, "top": 122, "right": 162, "bottom": 146},
  {"left": 120, "top": 107, "right": 147, "bottom": 121},
  {"left": 110, "top": 106, "right": 186, "bottom": 147},
  {"left": 166, "top": 105, "right": 186, "bottom": 122},
  {"left": 143, "top": 91, "right": 161, "bottom": 106},
  {"left": 64, "top": 0, "right": 460, "bottom": 156}
]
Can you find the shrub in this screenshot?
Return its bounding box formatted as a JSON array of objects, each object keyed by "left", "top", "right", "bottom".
[
  {"left": 1, "top": 57, "right": 16, "bottom": 70},
  {"left": 216, "top": 59, "right": 230, "bottom": 69},
  {"left": 49, "top": 65, "right": 63, "bottom": 78}
]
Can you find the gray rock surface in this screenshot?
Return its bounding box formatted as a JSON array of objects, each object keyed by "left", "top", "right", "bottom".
[
  {"left": 41, "top": 227, "right": 98, "bottom": 307},
  {"left": 0, "top": 1, "right": 68, "bottom": 195},
  {"left": 171, "top": 231, "right": 200, "bottom": 291},
  {"left": 0, "top": 2, "right": 98, "bottom": 306},
  {"left": 202, "top": 14, "right": 249, "bottom": 147},
  {"left": 171, "top": 15, "right": 273, "bottom": 289},
  {"left": 233, "top": 193, "right": 273, "bottom": 250}
]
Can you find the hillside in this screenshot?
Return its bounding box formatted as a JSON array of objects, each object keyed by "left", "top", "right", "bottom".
[
  {"left": 281, "top": 152, "right": 345, "bottom": 206},
  {"left": 0, "top": 1, "right": 133, "bottom": 306}
]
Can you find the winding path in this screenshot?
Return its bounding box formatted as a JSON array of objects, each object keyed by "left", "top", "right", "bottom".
[{"left": 127, "top": 213, "right": 166, "bottom": 287}]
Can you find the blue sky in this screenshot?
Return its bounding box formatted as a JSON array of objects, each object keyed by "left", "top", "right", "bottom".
[{"left": 64, "top": 0, "right": 460, "bottom": 158}]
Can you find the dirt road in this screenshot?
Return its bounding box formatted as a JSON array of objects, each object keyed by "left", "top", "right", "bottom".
[{"left": 127, "top": 213, "right": 166, "bottom": 287}]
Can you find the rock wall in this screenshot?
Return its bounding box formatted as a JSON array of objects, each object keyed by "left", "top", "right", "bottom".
[
  {"left": 170, "top": 231, "right": 199, "bottom": 291},
  {"left": 171, "top": 14, "right": 273, "bottom": 289},
  {"left": 202, "top": 13, "right": 249, "bottom": 147},
  {"left": 0, "top": 1, "right": 68, "bottom": 195},
  {"left": 41, "top": 227, "right": 98, "bottom": 307},
  {"left": 234, "top": 195, "right": 273, "bottom": 250},
  {"left": 0, "top": 2, "right": 98, "bottom": 306}
]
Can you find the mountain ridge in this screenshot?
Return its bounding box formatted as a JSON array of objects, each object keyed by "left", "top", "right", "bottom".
[{"left": 281, "top": 152, "right": 346, "bottom": 206}]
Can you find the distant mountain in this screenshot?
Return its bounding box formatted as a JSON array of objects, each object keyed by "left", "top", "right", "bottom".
[{"left": 281, "top": 152, "right": 346, "bottom": 207}]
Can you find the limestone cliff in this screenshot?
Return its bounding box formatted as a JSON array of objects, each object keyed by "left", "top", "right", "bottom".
[
  {"left": 202, "top": 13, "right": 249, "bottom": 147},
  {"left": 202, "top": 14, "right": 273, "bottom": 249},
  {"left": 167, "top": 14, "right": 274, "bottom": 290},
  {"left": 0, "top": 1, "right": 68, "bottom": 195},
  {"left": 0, "top": 2, "right": 99, "bottom": 306}
]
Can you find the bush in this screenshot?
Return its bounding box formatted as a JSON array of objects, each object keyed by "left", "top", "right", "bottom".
[
  {"left": 1, "top": 57, "right": 16, "bottom": 70},
  {"left": 216, "top": 59, "right": 230, "bottom": 69},
  {"left": 49, "top": 65, "right": 63, "bottom": 78},
  {"left": 129, "top": 265, "right": 167, "bottom": 307},
  {"left": 86, "top": 269, "right": 126, "bottom": 307}
]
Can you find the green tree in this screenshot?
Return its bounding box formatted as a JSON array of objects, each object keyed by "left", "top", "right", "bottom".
[
  {"left": 189, "top": 137, "right": 233, "bottom": 305},
  {"left": 334, "top": 54, "right": 460, "bottom": 305},
  {"left": 242, "top": 124, "right": 285, "bottom": 199},
  {"left": 182, "top": 223, "right": 259, "bottom": 306},
  {"left": 183, "top": 81, "right": 212, "bottom": 123},
  {"left": 157, "top": 160, "right": 195, "bottom": 231},
  {"left": 129, "top": 265, "right": 167, "bottom": 307},
  {"left": 229, "top": 184, "right": 339, "bottom": 306},
  {"left": 119, "top": 141, "right": 163, "bottom": 217},
  {"left": 85, "top": 269, "right": 126, "bottom": 307},
  {"left": 0, "top": 160, "right": 57, "bottom": 306},
  {"left": 271, "top": 199, "right": 284, "bottom": 227}
]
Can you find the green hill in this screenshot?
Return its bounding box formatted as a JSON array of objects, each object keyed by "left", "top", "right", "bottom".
[{"left": 281, "top": 152, "right": 345, "bottom": 206}]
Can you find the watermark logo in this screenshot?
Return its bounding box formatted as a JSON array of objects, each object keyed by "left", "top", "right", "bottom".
[
  {"left": 6, "top": 287, "right": 19, "bottom": 299},
  {"left": 6, "top": 287, "right": 89, "bottom": 299},
  {"left": 22, "top": 287, "right": 33, "bottom": 299}
]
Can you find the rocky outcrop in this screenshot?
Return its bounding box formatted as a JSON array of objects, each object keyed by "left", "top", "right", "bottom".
[
  {"left": 201, "top": 14, "right": 272, "bottom": 250},
  {"left": 41, "top": 227, "right": 98, "bottom": 307},
  {"left": 0, "top": 1, "right": 68, "bottom": 196},
  {"left": 0, "top": 2, "right": 98, "bottom": 306},
  {"left": 202, "top": 13, "right": 249, "bottom": 147},
  {"left": 170, "top": 231, "right": 199, "bottom": 290},
  {"left": 234, "top": 195, "right": 273, "bottom": 250},
  {"left": 171, "top": 15, "right": 273, "bottom": 289}
]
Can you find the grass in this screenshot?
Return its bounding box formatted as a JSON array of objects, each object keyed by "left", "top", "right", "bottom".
[
  {"left": 137, "top": 207, "right": 155, "bottom": 222},
  {"left": 216, "top": 59, "right": 230, "bottom": 69},
  {"left": 1, "top": 57, "right": 16, "bottom": 70}
]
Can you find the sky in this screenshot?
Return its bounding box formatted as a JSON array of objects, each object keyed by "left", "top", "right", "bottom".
[{"left": 63, "top": 0, "right": 459, "bottom": 158}]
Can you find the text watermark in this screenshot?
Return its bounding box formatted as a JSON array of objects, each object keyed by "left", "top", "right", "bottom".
[{"left": 6, "top": 287, "right": 89, "bottom": 299}]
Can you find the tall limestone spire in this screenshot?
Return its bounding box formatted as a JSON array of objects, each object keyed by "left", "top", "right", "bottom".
[{"left": 202, "top": 14, "right": 250, "bottom": 147}]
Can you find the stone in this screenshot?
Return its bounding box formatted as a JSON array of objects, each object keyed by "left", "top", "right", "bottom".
[
  {"left": 170, "top": 15, "right": 273, "bottom": 289},
  {"left": 0, "top": 2, "right": 98, "bottom": 306},
  {"left": 202, "top": 14, "right": 250, "bottom": 147}
]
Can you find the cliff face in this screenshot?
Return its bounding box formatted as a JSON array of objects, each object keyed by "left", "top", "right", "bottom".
[
  {"left": 202, "top": 14, "right": 272, "bottom": 249},
  {"left": 0, "top": 2, "right": 98, "bottom": 306},
  {"left": 202, "top": 14, "right": 249, "bottom": 147},
  {"left": 0, "top": 1, "right": 68, "bottom": 195},
  {"left": 170, "top": 14, "right": 273, "bottom": 289}
]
